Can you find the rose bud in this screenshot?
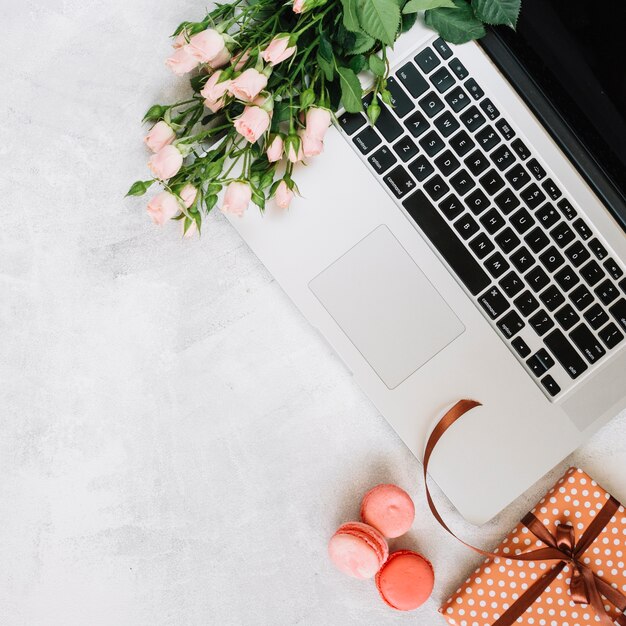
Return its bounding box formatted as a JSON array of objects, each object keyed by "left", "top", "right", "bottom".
[
  {"left": 275, "top": 180, "right": 294, "bottom": 209},
  {"left": 207, "top": 46, "right": 231, "bottom": 70},
  {"left": 187, "top": 29, "right": 227, "bottom": 64},
  {"left": 234, "top": 104, "right": 271, "bottom": 143},
  {"left": 148, "top": 144, "right": 184, "bottom": 180},
  {"left": 305, "top": 107, "right": 332, "bottom": 140},
  {"left": 262, "top": 35, "right": 297, "bottom": 66},
  {"left": 172, "top": 30, "right": 189, "bottom": 49},
  {"left": 182, "top": 220, "right": 198, "bottom": 239},
  {"left": 300, "top": 131, "right": 324, "bottom": 157},
  {"left": 144, "top": 120, "right": 176, "bottom": 153},
  {"left": 201, "top": 71, "right": 232, "bottom": 112},
  {"left": 266, "top": 135, "right": 284, "bottom": 162},
  {"left": 285, "top": 134, "right": 304, "bottom": 163},
  {"left": 179, "top": 184, "right": 197, "bottom": 209},
  {"left": 165, "top": 46, "right": 198, "bottom": 75},
  {"left": 146, "top": 191, "right": 181, "bottom": 225},
  {"left": 221, "top": 181, "right": 252, "bottom": 217},
  {"left": 229, "top": 68, "right": 268, "bottom": 102}
]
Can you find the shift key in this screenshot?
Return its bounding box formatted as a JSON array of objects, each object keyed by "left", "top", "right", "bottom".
[{"left": 544, "top": 329, "right": 588, "bottom": 379}]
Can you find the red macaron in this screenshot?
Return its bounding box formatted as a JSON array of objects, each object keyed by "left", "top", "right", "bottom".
[{"left": 328, "top": 522, "right": 389, "bottom": 579}]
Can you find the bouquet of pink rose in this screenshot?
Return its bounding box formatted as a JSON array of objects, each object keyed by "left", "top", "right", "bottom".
[{"left": 128, "top": 0, "right": 520, "bottom": 236}]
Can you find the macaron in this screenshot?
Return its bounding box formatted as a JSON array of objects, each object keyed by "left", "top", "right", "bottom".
[
  {"left": 328, "top": 522, "right": 389, "bottom": 579},
  {"left": 375, "top": 550, "right": 434, "bottom": 611},
  {"left": 360, "top": 484, "right": 415, "bottom": 538}
]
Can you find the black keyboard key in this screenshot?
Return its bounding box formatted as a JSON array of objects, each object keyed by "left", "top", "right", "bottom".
[
  {"left": 469, "top": 232, "right": 495, "bottom": 259},
  {"left": 512, "top": 336, "right": 531, "bottom": 358},
  {"left": 595, "top": 279, "right": 619, "bottom": 306},
  {"left": 415, "top": 47, "right": 440, "bottom": 73},
  {"left": 524, "top": 227, "right": 550, "bottom": 253},
  {"left": 454, "top": 213, "right": 479, "bottom": 240},
  {"left": 609, "top": 298, "right": 626, "bottom": 331},
  {"left": 570, "top": 285, "right": 594, "bottom": 311},
  {"left": 419, "top": 91, "right": 444, "bottom": 118},
  {"left": 580, "top": 260, "right": 605, "bottom": 286},
  {"left": 620, "top": 278, "right": 626, "bottom": 294},
  {"left": 448, "top": 58, "right": 468, "bottom": 80},
  {"left": 495, "top": 118, "right": 515, "bottom": 140},
  {"left": 497, "top": 310, "right": 525, "bottom": 338},
  {"left": 573, "top": 218, "right": 592, "bottom": 240},
  {"left": 450, "top": 169, "right": 476, "bottom": 195},
  {"left": 434, "top": 150, "right": 460, "bottom": 176},
  {"left": 397, "top": 62, "right": 429, "bottom": 98},
  {"left": 368, "top": 146, "right": 397, "bottom": 174},
  {"left": 475, "top": 126, "right": 501, "bottom": 151},
  {"left": 527, "top": 158, "right": 547, "bottom": 181},
  {"left": 527, "top": 348, "right": 555, "bottom": 375},
  {"left": 510, "top": 208, "right": 535, "bottom": 234},
  {"left": 430, "top": 66, "right": 455, "bottom": 93},
  {"left": 505, "top": 164, "right": 531, "bottom": 191},
  {"left": 603, "top": 258, "right": 623, "bottom": 280},
  {"left": 373, "top": 103, "right": 403, "bottom": 142},
  {"left": 541, "top": 375, "right": 561, "bottom": 396},
  {"left": 464, "top": 188, "right": 490, "bottom": 215},
  {"left": 544, "top": 329, "right": 588, "bottom": 379},
  {"left": 433, "top": 37, "right": 452, "bottom": 60},
  {"left": 461, "top": 106, "right": 486, "bottom": 133},
  {"left": 491, "top": 145, "right": 516, "bottom": 172},
  {"left": 403, "top": 190, "right": 491, "bottom": 295},
  {"left": 499, "top": 271, "right": 524, "bottom": 297},
  {"left": 339, "top": 111, "right": 366, "bottom": 135},
  {"left": 588, "top": 238, "right": 608, "bottom": 261},
  {"left": 353, "top": 126, "right": 381, "bottom": 154},
  {"left": 408, "top": 155, "right": 434, "bottom": 182},
  {"left": 555, "top": 304, "right": 579, "bottom": 331},
  {"left": 445, "top": 86, "right": 471, "bottom": 112},
  {"left": 564, "top": 241, "right": 590, "bottom": 268},
  {"left": 539, "top": 246, "right": 565, "bottom": 273},
  {"left": 419, "top": 130, "right": 445, "bottom": 157},
  {"left": 480, "top": 208, "right": 505, "bottom": 235},
  {"left": 434, "top": 110, "right": 460, "bottom": 137},
  {"left": 494, "top": 189, "right": 520, "bottom": 215},
  {"left": 404, "top": 110, "right": 430, "bottom": 138},
  {"left": 479, "top": 169, "right": 505, "bottom": 195},
  {"left": 383, "top": 165, "right": 416, "bottom": 198},
  {"left": 554, "top": 265, "right": 579, "bottom": 291},
  {"left": 478, "top": 286, "right": 510, "bottom": 319},
  {"left": 464, "top": 78, "right": 484, "bottom": 100},
  {"left": 550, "top": 222, "right": 575, "bottom": 248},
  {"left": 541, "top": 178, "right": 561, "bottom": 201},
  {"left": 536, "top": 203, "right": 560, "bottom": 228},
  {"left": 540, "top": 285, "right": 565, "bottom": 312},
  {"left": 557, "top": 198, "right": 577, "bottom": 221},
  {"left": 526, "top": 266, "right": 550, "bottom": 292},
  {"left": 439, "top": 194, "right": 463, "bottom": 220},
  {"left": 386, "top": 77, "right": 414, "bottom": 118},
  {"left": 599, "top": 322, "right": 624, "bottom": 349},
  {"left": 484, "top": 251, "right": 510, "bottom": 278},
  {"left": 511, "top": 138, "right": 530, "bottom": 160},
  {"left": 511, "top": 246, "right": 535, "bottom": 273},
  {"left": 464, "top": 150, "right": 490, "bottom": 176},
  {"left": 570, "top": 323, "right": 606, "bottom": 364},
  {"left": 393, "top": 136, "right": 419, "bottom": 162},
  {"left": 584, "top": 303, "right": 609, "bottom": 330},
  {"left": 423, "top": 174, "right": 449, "bottom": 201},
  {"left": 480, "top": 99, "right": 499, "bottom": 121},
  {"left": 520, "top": 183, "right": 546, "bottom": 210},
  {"left": 514, "top": 290, "right": 539, "bottom": 317},
  {"left": 495, "top": 227, "right": 520, "bottom": 254},
  {"left": 449, "top": 130, "right": 474, "bottom": 156}
]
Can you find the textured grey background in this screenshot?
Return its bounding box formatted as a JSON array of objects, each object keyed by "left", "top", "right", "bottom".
[{"left": 1, "top": 1, "right": 625, "bottom": 625}]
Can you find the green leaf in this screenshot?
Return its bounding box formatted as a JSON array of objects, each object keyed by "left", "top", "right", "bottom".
[
  {"left": 401, "top": 10, "right": 418, "bottom": 32},
  {"left": 349, "top": 54, "right": 367, "bottom": 73},
  {"left": 205, "top": 194, "right": 218, "bottom": 211},
  {"left": 126, "top": 180, "right": 153, "bottom": 197},
  {"left": 355, "top": 0, "right": 400, "bottom": 46},
  {"left": 402, "top": 0, "right": 456, "bottom": 13},
  {"left": 368, "top": 54, "right": 386, "bottom": 77},
  {"left": 319, "top": 33, "right": 334, "bottom": 62},
  {"left": 337, "top": 67, "right": 364, "bottom": 113},
  {"left": 471, "top": 0, "right": 520, "bottom": 28},
  {"left": 424, "top": 0, "right": 486, "bottom": 44},
  {"left": 340, "top": 0, "right": 362, "bottom": 33},
  {"left": 347, "top": 31, "right": 376, "bottom": 54},
  {"left": 317, "top": 49, "right": 335, "bottom": 81},
  {"left": 251, "top": 188, "right": 265, "bottom": 211}
]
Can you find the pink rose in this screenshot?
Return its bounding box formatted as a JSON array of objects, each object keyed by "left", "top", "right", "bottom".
[
  {"left": 305, "top": 107, "right": 331, "bottom": 140},
  {"left": 201, "top": 71, "right": 231, "bottom": 102},
  {"left": 144, "top": 121, "right": 176, "bottom": 153},
  {"left": 221, "top": 181, "right": 251, "bottom": 216},
  {"left": 275, "top": 181, "right": 294, "bottom": 209},
  {"left": 146, "top": 191, "right": 180, "bottom": 225},
  {"left": 266, "top": 135, "right": 284, "bottom": 162},
  {"left": 187, "top": 29, "right": 227, "bottom": 64},
  {"left": 262, "top": 35, "right": 297, "bottom": 66},
  {"left": 287, "top": 138, "right": 304, "bottom": 163},
  {"left": 293, "top": 0, "right": 305, "bottom": 13},
  {"left": 300, "top": 131, "right": 324, "bottom": 157},
  {"left": 165, "top": 46, "right": 198, "bottom": 75},
  {"left": 233, "top": 50, "right": 251, "bottom": 71},
  {"left": 172, "top": 30, "right": 189, "bottom": 49},
  {"left": 234, "top": 105, "right": 271, "bottom": 143},
  {"left": 208, "top": 46, "right": 231, "bottom": 70},
  {"left": 229, "top": 68, "right": 268, "bottom": 102},
  {"left": 180, "top": 184, "right": 197, "bottom": 208},
  {"left": 148, "top": 144, "right": 183, "bottom": 180}
]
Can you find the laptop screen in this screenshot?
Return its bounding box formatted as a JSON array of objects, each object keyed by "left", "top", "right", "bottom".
[{"left": 491, "top": 0, "right": 626, "bottom": 211}]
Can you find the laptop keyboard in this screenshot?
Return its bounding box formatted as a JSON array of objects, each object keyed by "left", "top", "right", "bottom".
[{"left": 337, "top": 37, "right": 626, "bottom": 400}]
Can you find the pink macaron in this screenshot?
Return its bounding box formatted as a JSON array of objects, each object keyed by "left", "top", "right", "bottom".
[
  {"left": 360, "top": 484, "right": 415, "bottom": 538},
  {"left": 328, "top": 522, "right": 389, "bottom": 579},
  {"left": 376, "top": 550, "right": 435, "bottom": 611}
]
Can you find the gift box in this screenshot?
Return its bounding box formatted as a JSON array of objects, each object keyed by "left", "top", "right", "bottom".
[{"left": 440, "top": 468, "right": 626, "bottom": 626}]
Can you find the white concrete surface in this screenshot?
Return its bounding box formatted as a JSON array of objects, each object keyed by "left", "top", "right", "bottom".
[{"left": 1, "top": 1, "right": 625, "bottom": 624}]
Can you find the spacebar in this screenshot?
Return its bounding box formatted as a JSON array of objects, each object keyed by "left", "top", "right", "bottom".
[{"left": 402, "top": 190, "right": 490, "bottom": 296}]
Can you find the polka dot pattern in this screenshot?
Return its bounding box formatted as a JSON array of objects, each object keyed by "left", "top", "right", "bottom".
[{"left": 439, "top": 468, "right": 626, "bottom": 626}]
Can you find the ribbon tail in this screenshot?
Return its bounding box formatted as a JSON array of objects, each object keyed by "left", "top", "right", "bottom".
[{"left": 581, "top": 566, "right": 616, "bottom": 626}]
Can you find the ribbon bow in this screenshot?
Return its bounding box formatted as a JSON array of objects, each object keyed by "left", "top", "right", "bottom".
[{"left": 423, "top": 400, "right": 626, "bottom": 626}]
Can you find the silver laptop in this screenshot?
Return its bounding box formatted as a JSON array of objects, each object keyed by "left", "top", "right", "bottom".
[{"left": 225, "top": 2, "right": 626, "bottom": 523}]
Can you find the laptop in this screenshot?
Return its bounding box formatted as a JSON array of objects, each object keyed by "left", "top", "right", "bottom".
[{"left": 225, "top": 0, "right": 626, "bottom": 524}]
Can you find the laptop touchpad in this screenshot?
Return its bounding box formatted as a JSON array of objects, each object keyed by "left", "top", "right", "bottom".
[{"left": 309, "top": 225, "right": 465, "bottom": 389}]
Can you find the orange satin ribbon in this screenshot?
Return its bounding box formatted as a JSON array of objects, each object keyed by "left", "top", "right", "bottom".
[{"left": 423, "top": 399, "right": 626, "bottom": 626}]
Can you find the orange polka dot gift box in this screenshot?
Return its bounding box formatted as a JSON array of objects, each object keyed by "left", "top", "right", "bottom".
[{"left": 440, "top": 468, "right": 626, "bottom": 626}]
